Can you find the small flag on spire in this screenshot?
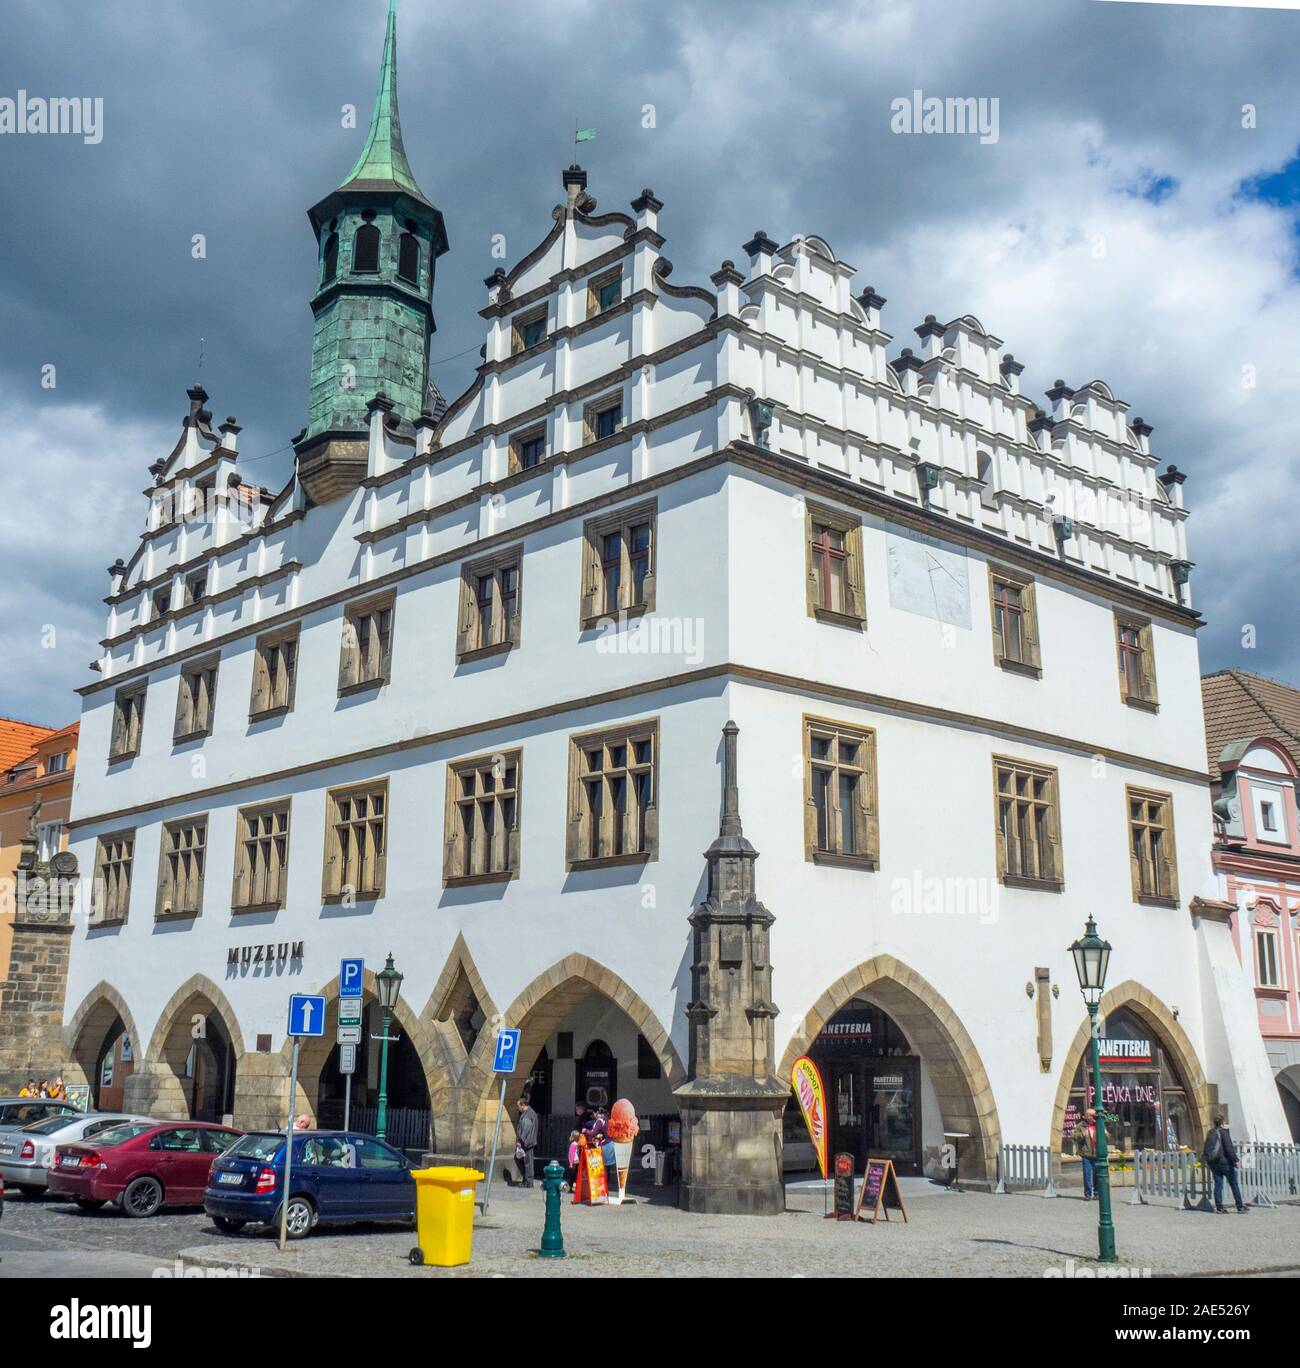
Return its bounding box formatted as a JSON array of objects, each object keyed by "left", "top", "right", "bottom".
[{"left": 575, "top": 127, "right": 597, "bottom": 143}]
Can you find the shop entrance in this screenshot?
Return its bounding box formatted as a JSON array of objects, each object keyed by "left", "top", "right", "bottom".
[
  {"left": 1061, "top": 1005, "right": 1194, "bottom": 1156},
  {"left": 799, "top": 1000, "right": 922, "bottom": 1175}
]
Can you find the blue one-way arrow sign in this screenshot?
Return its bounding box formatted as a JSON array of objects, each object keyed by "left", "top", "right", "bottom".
[{"left": 288, "top": 993, "right": 327, "bottom": 1038}]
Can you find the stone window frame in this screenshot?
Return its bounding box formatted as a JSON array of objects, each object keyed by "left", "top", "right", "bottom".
[
  {"left": 183, "top": 570, "right": 207, "bottom": 608},
  {"left": 565, "top": 718, "right": 659, "bottom": 871},
  {"left": 988, "top": 563, "right": 1042, "bottom": 676},
  {"left": 442, "top": 749, "right": 523, "bottom": 887},
  {"left": 804, "top": 500, "right": 866, "bottom": 629},
  {"left": 1126, "top": 785, "right": 1179, "bottom": 908},
  {"left": 586, "top": 266, "right": 623, "bottom": 319},
  {"left": 109, "top": 681, "right": 148, "bottom": 762},
  {"left": 92, "top": 828, "right": 135, "bottom": 925},
  {"left": 338, "top": 591, "right": 395, "bottom": 695},
  {"left": 232, "top": 799, "right": 292, "bottom": 913},
  {"left": 322, "top": 778, "right": 388, "bottom": 903},
  {"left": 456, "top": 545, "right": 522, "bottom": 662},
  {"left": 802, "top": 714, "right": 880, "bottom": 869},
  {"left": 155, "top": 815, "right": 208, "bottom": 920},
  {"left": 582, "top": 390, "right": 625, "bottom": 447},
  {"left": 510, "top": 304, "right": 548, "bottom": 355},
  {"left": 579, "top": 499, "right": 656, "bottom": 629},
  {"left": 1114, "top": 609, "right": 1159, "bottom": 711},
  {"left": 992, "top": 755, "right": 1064, "bottom": 891},
  {"left": 173, "top": 654, "right": 220, "bottom": 742},
  {"left": 508, "top": 423, "right": 548, "bottom": 475},
  {"left": 250, "top": 627, "right": 299, "bottom": 720}
]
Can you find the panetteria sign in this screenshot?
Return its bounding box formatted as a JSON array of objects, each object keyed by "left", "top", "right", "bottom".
[{"left": 1098, "top": 1038, "right": 1152, "bottom": 1064}]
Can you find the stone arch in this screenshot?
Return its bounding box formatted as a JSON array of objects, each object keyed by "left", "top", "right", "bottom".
[
  {"left": 778, "top": 954, "right": 1002, "bottom": 1187},
  {"left": 465, "top": 954, "right": 683, "bottom": 1155},
  {"left": 282, "top": 967, "right": 438, "bottom": 1134},
  {"left": 1048, "top": 978, "right": 1214, "bottom": 1151},
  {"left": 141, "top": 973, "right": 247, "bottom": 1121},
  {"left": 64, "top": 980, "right": 143, "bottom": 1096}
]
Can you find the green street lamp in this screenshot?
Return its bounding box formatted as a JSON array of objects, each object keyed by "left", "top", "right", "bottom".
[
  {"left": 374, "top": 953, "right": 403, "bottom": 1143},
  {"left": 1069, "top": 916, "right": 1117, "bottom": 1264}
]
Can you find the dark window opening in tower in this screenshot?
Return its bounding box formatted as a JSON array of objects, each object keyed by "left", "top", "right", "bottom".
[
  {"left": 353, "top": 222, "right": 381, "bottom": 274},
  {"left": 398, "top": 231, "right": 420, "bottom": 285},
  {"left": 322, "top": 231, "right": 339, "bottom": 284}
]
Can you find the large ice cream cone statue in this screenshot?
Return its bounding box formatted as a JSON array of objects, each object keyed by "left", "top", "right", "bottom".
[{"left": 607, "top": 1099, "right": 640, "bottom": 1205}]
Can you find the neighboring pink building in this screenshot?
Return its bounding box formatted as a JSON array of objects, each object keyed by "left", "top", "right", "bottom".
[{"left": 1202, "top": 669, "right": 1300, "bottom": 1140}]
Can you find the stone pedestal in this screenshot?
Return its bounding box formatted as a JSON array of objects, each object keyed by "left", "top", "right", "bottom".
[{"left": 675, "top": 722, "right": 786, "bottom": 1214}]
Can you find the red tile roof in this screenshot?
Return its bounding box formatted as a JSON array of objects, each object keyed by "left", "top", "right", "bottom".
[
  {"left": 0, "top": 719, "right": 55, "bottom": 775},
  {"left": 1201, "top": 669, "right": 1300, "bottom": 780}
]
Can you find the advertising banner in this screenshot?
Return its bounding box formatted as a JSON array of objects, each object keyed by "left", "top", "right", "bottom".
[{"left": 791, "top": 1055, "right": 829, "bottom": 1179}]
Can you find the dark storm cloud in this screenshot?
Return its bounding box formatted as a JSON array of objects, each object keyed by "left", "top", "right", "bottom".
[{"left": 1, "top": 0, "right": 1297, "bottom": 726}]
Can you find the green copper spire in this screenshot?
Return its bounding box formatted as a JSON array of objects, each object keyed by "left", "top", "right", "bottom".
[{"left": 341, "top": 0, "right": 428, "bottom": 205}]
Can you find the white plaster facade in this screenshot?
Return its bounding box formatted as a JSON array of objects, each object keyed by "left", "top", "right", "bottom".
[{"left": 60, "top": 162, "right": 1290, "bottom": 1177}]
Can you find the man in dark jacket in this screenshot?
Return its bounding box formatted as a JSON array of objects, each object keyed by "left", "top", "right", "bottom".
[
  {"left": 1204, "top": 1115, "right": 1247, "bottom": 1214},
  {"left": 514, "top": 1094, "right": 540, "bottom": 1189}
]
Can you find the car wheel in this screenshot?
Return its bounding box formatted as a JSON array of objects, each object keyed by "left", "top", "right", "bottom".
[
  {"left": 212, "top": 1216, "right": 246, "bottom": 1234},
  {"left": 122, "top": 1176, "right": 164, "bottom": 1218},
  {"left": 73, "top": 1197, "right": 105, "bottom": 1211},
  {"left": 409, "top": 1247, "right": 424, "bottom": 1265},
  {"left": 17, "top": 1186, "right": 44, "bottom": 1200},
  {"left": 277, "top": 1196, "right": 313, "bottom": 1239}
]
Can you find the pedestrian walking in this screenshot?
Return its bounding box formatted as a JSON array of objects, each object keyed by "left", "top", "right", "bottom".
[
  {"left": 1073, "top": 1108, "right": 1100, "bottom": 1199},
  {"left": 1203, "top": 1115, "right": 1247, "bottom": 1214},
  {"left": 514, "top": 1093, "right": 539, "bottom": 1189}
]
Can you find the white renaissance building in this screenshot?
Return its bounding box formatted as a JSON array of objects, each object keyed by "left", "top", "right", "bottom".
[{"left": 55, "top": 6, "right": 1287, "bottom": 1211}]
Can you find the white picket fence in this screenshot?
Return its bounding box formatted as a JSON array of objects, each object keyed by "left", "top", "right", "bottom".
[
  {"left": 994, "top": 1143, "right": 1057, "bottom": 1196},
  {"left": 1129, "top": 1142, "right": 1300, "bottom": 1209}
]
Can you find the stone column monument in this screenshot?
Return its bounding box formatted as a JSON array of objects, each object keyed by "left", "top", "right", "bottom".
[
  {"left": 0, "top": 799, "right": 79, "bottom": 1091},
  {"left": 675, "top": 721, "right": 787, "bottom": 1213}
]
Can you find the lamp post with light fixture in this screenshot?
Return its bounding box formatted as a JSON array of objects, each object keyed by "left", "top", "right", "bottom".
[
  {"left": 374, "top": 953, "right": 403, "bottom": 1143},
  {"left": 1069, "top": 916, "right": 1117, "bottom": 1263}
]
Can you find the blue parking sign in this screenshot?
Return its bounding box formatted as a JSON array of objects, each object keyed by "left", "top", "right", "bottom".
[
  {"left": 493, "top": 1029, "right": 521, "bottom": 1074},
  {"left": 288, "top": 993, "right": 327, "bottom": 1038},
  {"left": 340, "top": 958, "right": 365, "bottom": 997}
]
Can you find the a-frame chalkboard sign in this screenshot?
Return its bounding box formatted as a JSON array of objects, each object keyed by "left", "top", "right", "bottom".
[{"left": 855, "top": 1156, "right": 908, "bottom": 1223}]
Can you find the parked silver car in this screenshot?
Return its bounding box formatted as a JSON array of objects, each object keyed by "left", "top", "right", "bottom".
[
  {"left": 0, "top": 1097, "right": 80, "bottom": 1132},
  {"left": 0, "top": 1113, "right": 154, "bottom": 1197}
]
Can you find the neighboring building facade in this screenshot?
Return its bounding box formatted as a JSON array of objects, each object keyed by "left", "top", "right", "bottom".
[
  {"left": 58, "top": 7, "right": 1287, "bottom": 1204},
  {"left": 1202, "top": 668, "right": 1300, "bottom": 1141},
  {"left": 0, "top": 722, "right": 79, "bottom": 1090},
  {"left": 0, "top": 722, "right": 76, "bottom": 981}
]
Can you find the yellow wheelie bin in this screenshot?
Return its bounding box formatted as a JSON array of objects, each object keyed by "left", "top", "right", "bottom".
[{"left": 408, "top": 1166, "right": 484, "bottom": 1267}]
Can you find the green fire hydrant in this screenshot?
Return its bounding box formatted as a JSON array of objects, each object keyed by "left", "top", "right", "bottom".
[{"left": 539, "top": 1160, "right": 566, "bottom": 1259}]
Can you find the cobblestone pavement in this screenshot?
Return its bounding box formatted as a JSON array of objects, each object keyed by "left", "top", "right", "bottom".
[
  {"left": 172, "top": 1180, "right": 1300, "bottom": 1280},
  {"left": 6, "top": 1181, "right": 1299, "bottom": 1280}
]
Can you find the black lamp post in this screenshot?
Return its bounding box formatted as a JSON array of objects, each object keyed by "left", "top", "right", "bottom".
[
  {"left": 374, "top": 953, "right": 403, "bottom": 1143},
  {"left": 1069, "top": 916, "right": 1117, "bottom": 1263}
]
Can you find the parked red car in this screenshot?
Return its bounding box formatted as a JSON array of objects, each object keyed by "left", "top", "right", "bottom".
[{"left": 47, "top": 1120, "right": 241, "bottom": 1218}]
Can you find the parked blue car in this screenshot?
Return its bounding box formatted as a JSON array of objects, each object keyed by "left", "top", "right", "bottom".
[{"left": 204, "top": 1130, "right": 415, "bottom": 1238}]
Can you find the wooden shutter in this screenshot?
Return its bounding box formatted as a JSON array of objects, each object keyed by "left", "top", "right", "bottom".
[
  {"left": 455, "top": 574, "right": 475, "bottom": 657},
  {"left": 1045, "top": 776, "right": 1064, "bottom": 884},
  {"left": 111, "top": 700, "right": 126, "bottom": 757},
  {"left": 322, "top": 802, "right": 340, "bottom": 897},
  {"left": 506, "top": 815, "right": 521, "bottom": 874},
  {"left": 579, "top": 525, "right": 601, "bottom": 623},
  {"left": 803, "top": 735, "right": 819, "bottom": 861},
  {"left": 338, "top": 617, "right": 359, "bottom": 690},
  {"left": 174, "top": 674, "right": 194, "bottom": 738},
  {"left": 506, "top": 586, "right": 522, "bottom": 646},
  {"left": 201, "top": 666, "right": 217, "bottom": 731},
  {"left": 1138, "top": 623, "right": 1157, "bottom": 705},
  {"left": 234, "top": 826, "right": 251, "bottom": 908},
  {"left": 858, "top": 734, "right": 880, "bottom": 863},
  {"left": 1021, "top": 580, "right": 1041, "bottom": 669},
  {"left": 377, "top": 608, "right": 393, "bottom": 682},
  {"left": 1126, "top": 800, "right": 1143, "bottom": 901},
  {"left": 640, "top": 523, "right": 657, "bottom": 613},
  {"left": 845, "top": 523, "right": 865, "bottom": 623},
  {"left": 251, "top": 647, "right": 270, "bottom": 715},
  {"left": 1159, "top": 800, "right": 1178, "bottom": 902},
  {"left": 374, "top": 822, "right": 388, "bottom": 897}
]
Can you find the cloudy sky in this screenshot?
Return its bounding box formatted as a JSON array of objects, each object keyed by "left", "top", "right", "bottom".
[{"left": 1, "top": 0, "right": 1297, "bottom": 729}]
